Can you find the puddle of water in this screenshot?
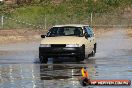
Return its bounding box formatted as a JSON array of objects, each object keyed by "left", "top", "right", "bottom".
[{"left": 0, "top": 64, "right": 131, "bottom": 88}]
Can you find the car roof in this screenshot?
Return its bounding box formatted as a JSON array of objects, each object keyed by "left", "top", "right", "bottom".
[{"left": 53, "top": 24, "right": 90, "bottom": 28}]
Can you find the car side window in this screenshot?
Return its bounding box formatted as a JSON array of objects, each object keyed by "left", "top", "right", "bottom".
[
  {"left": 84, "top": 26, "right": 93, "bottom": 37},
  {"left": 88, "top": 26, "right": 94, "bottom": 37},
  {"left": 47, "top": 28, "right": 57, "bottom": 36},
  {"left": 85, "top": 26, "right": 94, "bottom": 37}
]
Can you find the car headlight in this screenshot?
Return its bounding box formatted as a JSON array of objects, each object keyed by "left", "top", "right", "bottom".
[
  {"left": 39, "top": 44, "right": 51, "bottom": 47},
  {"left": 66, "top": 44, "right": 80, "bottom": 47}
]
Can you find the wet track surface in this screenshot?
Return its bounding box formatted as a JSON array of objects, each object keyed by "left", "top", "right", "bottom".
[{"left": 0, "top": 29, "right": 132, "bottom": 88}]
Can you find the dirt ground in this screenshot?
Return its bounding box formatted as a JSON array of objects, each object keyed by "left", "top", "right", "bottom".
[
  {"left": 0, "top": 29, "right": 46, "bottom": 44},
  {"left": 125, "top": 28, "right": 132, "bottom": 37},
  {"left": 0, "top": 28, "right": 131, "bottom": 44}
]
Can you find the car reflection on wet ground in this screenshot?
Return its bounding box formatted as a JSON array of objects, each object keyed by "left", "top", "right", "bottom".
[
  {"left": 0, "top": 63, "right": 131, "bottom": 88},
  {"left": 0, "top": 29, "right": 132, "bottom": 88}
]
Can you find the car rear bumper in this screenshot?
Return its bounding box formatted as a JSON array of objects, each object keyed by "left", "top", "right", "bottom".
[{"left": 39, "top": 47, "right": 85, "bottom": 58}]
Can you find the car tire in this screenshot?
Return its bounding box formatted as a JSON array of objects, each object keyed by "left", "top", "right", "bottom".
[
  {"left": 90, "top": 43, "right": 96, "bottom": 57},
  {"left": 39, "top": 56, "right": 48, "bottom": 63},
  {"left": 90, "top": 49, "right": 95, "bottom": 57},
  {"left": 94, "top": 43, "right": 97, "bottom": 53}
]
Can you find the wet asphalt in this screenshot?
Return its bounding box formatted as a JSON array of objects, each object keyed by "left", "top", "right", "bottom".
[{"left": 0, "top": 29, "right": 132, "bottom": 88}]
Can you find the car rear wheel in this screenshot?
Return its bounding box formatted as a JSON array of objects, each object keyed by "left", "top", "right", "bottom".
[
  {"left": 94, "top": 43, "right": 97, "bottom": 53},
  {"left": 90, "top": 43, "right": 96, "bottom": 57},
  {"left": 90, "top": 49, "right": 95, "bottom": 57}
]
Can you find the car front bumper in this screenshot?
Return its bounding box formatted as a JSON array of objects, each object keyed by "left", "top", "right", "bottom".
[{"left": 39, "top": 46, "right": 85, "bottom": 58}]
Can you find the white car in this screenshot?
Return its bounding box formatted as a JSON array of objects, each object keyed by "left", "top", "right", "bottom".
[{"left": 39, "top": 24, "right": 96, "bottom": 63}]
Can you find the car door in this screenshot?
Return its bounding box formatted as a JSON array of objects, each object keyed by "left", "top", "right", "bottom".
[
  {"left": 87, "top": 26, "right": 95, "bottom": 49},
  {"left": 83, "top": 26, "right": 93, "bottom": 54}
]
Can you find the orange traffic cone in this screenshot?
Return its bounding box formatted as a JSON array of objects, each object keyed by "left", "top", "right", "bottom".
[{"left": 81, "top": 67, "right": 91, "bottom": 86}]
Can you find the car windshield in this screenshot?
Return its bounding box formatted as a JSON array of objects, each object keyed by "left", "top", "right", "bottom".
[{"left": 47, "top": 27, "right": 83, "bottom": 37}]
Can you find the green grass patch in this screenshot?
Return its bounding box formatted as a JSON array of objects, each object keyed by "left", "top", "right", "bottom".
[{"left": 0, "top": 0, "right": 132, "bottom": 29}]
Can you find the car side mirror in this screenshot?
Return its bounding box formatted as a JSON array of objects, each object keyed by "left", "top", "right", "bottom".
[{"left": 41, "top": 35, "right": 46, "bottom": 38}]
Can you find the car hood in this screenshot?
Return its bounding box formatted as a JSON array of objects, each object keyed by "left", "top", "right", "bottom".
[{"left": 40, "top": 36, "right": 84, "bottom": 44}]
